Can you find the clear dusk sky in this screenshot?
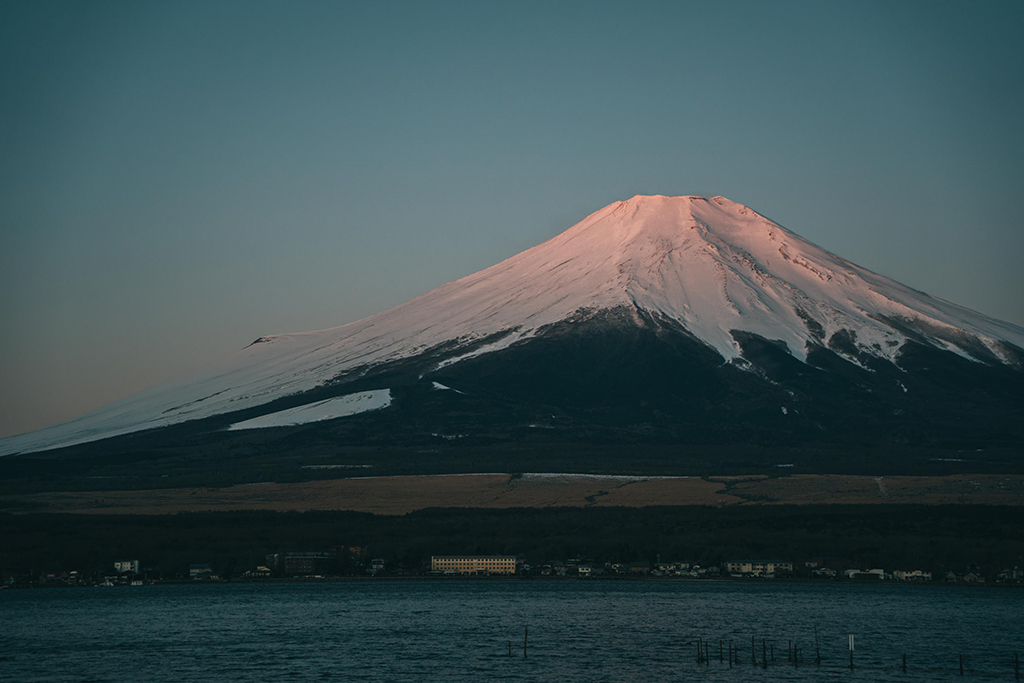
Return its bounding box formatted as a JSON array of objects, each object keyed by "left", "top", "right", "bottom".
[{"left": 1, "top": 0, "right": 1023, "bottom": 439}]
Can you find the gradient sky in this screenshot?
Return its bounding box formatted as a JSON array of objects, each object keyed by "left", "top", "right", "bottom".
[{"left": 2, "top": 0, "right": 1023, "bottom": 438}]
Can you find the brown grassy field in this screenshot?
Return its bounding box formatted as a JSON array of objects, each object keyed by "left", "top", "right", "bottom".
[
  {"left": 2, "top": 473, "right": 1022, "bottom": 515},
  {"left": 728, "top": 473, "right": 1024, "bottom": 505}
]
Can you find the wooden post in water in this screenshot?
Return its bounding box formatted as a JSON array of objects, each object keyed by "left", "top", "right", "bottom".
[
  {"left": 814, "top": 624, "right": 821, "bottom": 665},
  {"left": 902, "top": 653, "right": 907, "bottom": 672},
  {"left": 523, "top": 627, "right": 528, "bottom": 659},
  {"left": 752, "top": 636, "right": 756, "bottom": 667},
  {"left": 704, "top": 641, "right": 709, "bottom": 665},
  {"left": 795, "top": 646, "right": 799, "bottom": 668},
  {"left": 729, "top": 641, "right": 733, "bottom": 668},
  {"left": 1015, "top": 652, "right": 1020, "bottom": 681},
  {"left": 762, "top": 638, "right": 767, "bottom": 669},
  {"left": 508, "top": 641, "right": 512, "bottom": 657},
  {"left": 771, "top": 644, "right": 775, "bottom": 662},
  {"left": 849, "top": 634, "right": 855, "bottom": 670},
  {"left": 960, "top": 654, "right": 964, "bottom": 677}
]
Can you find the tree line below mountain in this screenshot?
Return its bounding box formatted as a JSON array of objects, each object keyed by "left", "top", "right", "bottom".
[{"left": 3, "top": 505, "right": 1022, "bottom": 584}]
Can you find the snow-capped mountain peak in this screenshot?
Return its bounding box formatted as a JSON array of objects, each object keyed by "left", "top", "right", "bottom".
[{"left": 2, "top": 194, "right": 1022, "bottom": 456}]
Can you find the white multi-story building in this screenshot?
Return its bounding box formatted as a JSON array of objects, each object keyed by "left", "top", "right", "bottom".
[
  {"left": 844, "top": 568, "right": 887, "bottom": 580},
  {"left": 723, "top": 560, "right": 794, "bottom": 577},
  {"left": 114, "top": 560, "right": 139, "bottom": 574},
  {"left": 430, "top": 555, "right": 516, "bottom": 575}
]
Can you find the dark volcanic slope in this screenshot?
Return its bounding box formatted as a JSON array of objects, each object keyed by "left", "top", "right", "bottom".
[{"left": 2, "top": 307, "right": 1021, "bottom": 491}]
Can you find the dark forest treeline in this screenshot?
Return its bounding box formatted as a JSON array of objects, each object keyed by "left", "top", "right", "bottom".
[
  {"left": 4, "top": 441, "right": 1023, "bottom": 496},
  {"left": 3, "top": 505, "right": 1023, "bottom": 581}
]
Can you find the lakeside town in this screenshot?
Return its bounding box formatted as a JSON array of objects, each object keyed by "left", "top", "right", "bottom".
[{"left": 9, "top": 550, "right": 1023, "bottom": 589}]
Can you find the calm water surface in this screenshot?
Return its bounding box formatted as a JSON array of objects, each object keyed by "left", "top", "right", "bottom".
[{"left": 1, "top": 581, "right": 1021, "bottom": 682}]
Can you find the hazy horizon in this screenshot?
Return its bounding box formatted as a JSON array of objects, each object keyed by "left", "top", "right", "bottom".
[{"left": 2, "top": 0, "right": 1023, "bottom": 439}]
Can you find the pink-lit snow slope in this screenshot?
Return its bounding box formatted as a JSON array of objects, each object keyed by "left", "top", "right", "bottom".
[{"left": 2, "top": 195, "right": 1022, "bottom": 456}]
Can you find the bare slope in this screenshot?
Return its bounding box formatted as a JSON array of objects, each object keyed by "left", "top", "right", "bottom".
[{"left": 4, "top": 473, "right": 1022, "bottom": 515}]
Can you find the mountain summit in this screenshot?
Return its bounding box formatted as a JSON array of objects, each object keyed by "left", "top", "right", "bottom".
[{"left": 2, "top": 195, "right": 1022, "bottom": 459}]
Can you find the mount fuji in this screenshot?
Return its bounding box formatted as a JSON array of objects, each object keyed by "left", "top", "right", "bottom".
[{"left": 2, "top": 195, "right": 1023, "bottom": 472}]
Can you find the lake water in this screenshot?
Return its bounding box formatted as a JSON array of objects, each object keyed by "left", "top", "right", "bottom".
[{"left": 2, "top": 580, "right": 1022, "bottom": 681}]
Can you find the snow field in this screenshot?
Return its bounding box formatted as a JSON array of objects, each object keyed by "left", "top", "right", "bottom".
[{"left": 227, "top": 389, "right": 392, "bottom": 431}]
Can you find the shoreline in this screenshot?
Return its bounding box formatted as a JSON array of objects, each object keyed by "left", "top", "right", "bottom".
[{"left": 9, "top": 575, "right": 1020, "bottom": 590}]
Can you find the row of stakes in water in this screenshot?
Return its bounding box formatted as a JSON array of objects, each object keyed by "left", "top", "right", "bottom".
[
  {"left": 503, "top": 628, "right": 1021, "bottom": 678},
  {"left": 692, "top": 635, "right": 1021, "bottom": 678}
]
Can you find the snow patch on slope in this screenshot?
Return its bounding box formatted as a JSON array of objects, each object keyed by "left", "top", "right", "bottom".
[
  {"left": 520, "top": 473, "right": 688, "bottom": 483},
  {"left": 227, "top": 389, "right": 391, "bottom": 431}
]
